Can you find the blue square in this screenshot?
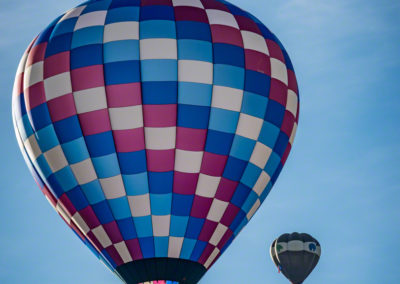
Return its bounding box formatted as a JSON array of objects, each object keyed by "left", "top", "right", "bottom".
[
  {"left": 177, "top": 104, "right": 210, "bottom": 129},
  {"left": 134, "top": 216, "right": 153, "bottom": 238},
  {"left": 106, "top": 7, "right": 140, "bottom": 23},
  {"left": 222, "top": 157, "right": 248, "bottom": 181},
  {"left": 271, "top": 163, "right": 283, "bottom": 185},
  {"left": 140, "top": 6, "right": 175, "bottom": 21},
  {"left": 150, "top": 193, "right": 172, "bottom": 215},
  {"left": 185, "top": 217, "right": 204, "bottom": 239},
  {"left": 176, "top": 21, "right": 211, "bottom": 41},
  {"left": 171, "top": 194, "right": 194, "bottom": 216},
  {"left": 91, "top": 153, "right": 120, "bottom": 178},
  {"left": 190, "top": 240, "right": 207, "bottom": 261},
  {"left": 204, "top": 130, "right": 234, "bottom": 155},
  {"left": 61, "top": 137, "right": 90, "bottom": 164},
  {"left": 141, "top": 60, "right": 177, "bottom": 82},
  {"left": 104, "top": 40, "right": 140, "bottom": 63},
  {"left": 85, "top": 131, "right": 116, "bottom": 157},
  {"left": 177, "top": 40, "right": 212, "bottom": 62},
  {"left": 241, "top": 92, "right": 268, "bottom": 118},
  {"left": 108, "top": 197, "right": 132, "bottom": 220},
  {"left": 123, "top": 173, "right": 149, "bottom": 195},
  {"left": 260, "top": 182, "right": 272, "bottom": 202},
  {"left": 92, "top": 200, "right": 115, "bottom": 224},
  {"left": 148, "top": 171, "right": 173, "bottom": 194},
  {"left": 241, "top": 191, "right": 259, "bottom": 213},
  {"left": 17, "top": 115, "right": 33, "bottom": 141},
  {"left": 264, "top": 152, "right": 281, "bottom": 176},
  {"left": 81, "top": 180, "right": 105, "bottom": 204},
  {"left": 213, "top": 64, "right": 245, "bottom": 90},
  {"left": 154, "top": 236, "right": 169, "bottom": 257},
  {"left": 208, "top": 108, "right": 239, "bottom": 134},
  {"left": 213, "top": 43, "right": 244, "bottom": 67},
  {"left": 231, "top": 183, "right": 251, "bottom": 208},
  {"left": 178, "top": 82, "right": 212, "bottom": 106},
  {"left": 66, "top": 186, "right": 89, "bottom": 211},
  {"left": 258, "top": 121, "right": 280, "bottom": 148},
  {"left": 274, "top": 131, "right": 289, "bottom": 157},
  {"left": 170, "top": 215, "right": 189, "bottom": 237},
  {"left": 29, "top": 103, "right": 52, "bottom": 131},
  {"left": 82, "top": 0, "right": 111, "bottom": 13},
  {"left": 71, "top": 26, "right": 104, "bottom": 49},
  {"left": 117, "top": 218, "right": 137, "bottom": 240},
  {"left": 71, "top": 44, "right": 103, "bottom": 69},
  {"left": 230, "top": 135, "right": 256, "bottom": 161},
  {"left": 118, "top": 150, "right": 147, "bottom": 174},
  {"left": 45, "top": 33, "right": 73, "bottom": 58},
  {"left": 101, "top": 249, "right": 117, "bottom": 269},
  {"left": 241, "top": 163, "right": 262, "bottom": 188},
  {"left": 265, "top": 100, "right": 285, "bottom": 127},
  {"left": 34, "top": 155, "right": 53, "bottom": 178},
  {"left": 36, "top": 125, "right": 60, "bottom": 153},
  {"left": 51, "top": 18, "right": 78, "bottom": 38},
  {"left": 53, "top": 166, "right": 78, "bottom": 192},
  {"left": 109, "top": 0, "right": 140, "bottom": 9},
  {"left": 142, "top": 81, "right": 177, "bottom": 104},
  {"left": 46, "top": 174, "right": 64, "bottom": 198},
  {"left": 139, "top": 237, "right": 155, "bottom": 258},
  {"left": 140, "top": 20, "right": 176, "bottom": 39},
  {"left": 54, "top": 115, "right": 83, "bottom": 144},
  {"left": 180, "top": 238, "right": 196, "bottom": 259},
  {"left": 245, "top": 70, "right": 270, "bottom": 97},
  {"left": 36, "top": 17, "right": 61, "bottom": 46},
  {"left": 229, "top": 209, "right": 246, "bottom": 232},
  {"left": 104, "top": 60, "right": 141, "bottom": 85}
]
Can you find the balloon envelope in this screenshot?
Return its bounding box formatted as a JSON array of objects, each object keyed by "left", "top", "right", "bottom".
[
  {"left": 12, "top": 0, "right": 299, "bottom": 283},
  {"left": 270, "top": 233, "right": 321, "bottom": 284}
]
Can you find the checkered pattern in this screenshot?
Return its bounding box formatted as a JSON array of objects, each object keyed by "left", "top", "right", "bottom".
[{"left": 12, "top": 0, "right": 299, "bottom": 278}]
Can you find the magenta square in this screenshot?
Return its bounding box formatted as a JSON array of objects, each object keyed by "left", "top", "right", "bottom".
[
  {"left": 190, "top": 196, "right": 212, "bottom": 218},
  {"left": 41, "top": 185, "right": 56, "bottom": 206},
  {"left": 79, "top": 206, "right": 101, "bottom": 229},
  {"left": 14, "top": 73, "right": 23, "bottom": 97},
  {"left": 198, "top": 220, "right": 218, "bottom": 242},
  {"left": 47, "top": 93, "right": 76, "bottom": 122},
  {"left": 216, "top": 228, "right": 233, "bottom": 250},
  {"left": 220, "top": 203, "right": 240, "bottom": 226},
  {"left": 280, "top": 111, "right": 295, "bottom": 138},
  {"left": 245, "top": 49, "right": 271, "bottom": 76},
  {"left": 71, "top": 65, "right": 104, "bottom": 92},
  {"left": 143, "top": 104, "right": 176, "bottom": 127},
  {"left": 126, "top": 239, "right": 143, "bottom": 260},
  {"left": 287, "top": 69, "right": 298, "bottom": 95},
  {"left": 79, "top": 109, "right": 112, "bottom": 136},
  {"left": 200, "top": 152, "right": 227, "bottom": 177},
  {"left": 87, "top": 231, "right": 103, "bottom": 251},
  {"left": 211, "top": 25, "right": 243, "bottom": 47},
  {"left": 113, "top": 128, "right": 145, "bottom": 153},
  {"left": 25, "top": 82, "right": 46, "bottom": 110},
  {"left": 266, "top": 39, "right": 285, "bottom": 63},
  {"left": 174, "top": 7, "right": 208, "bottom": 23},
  {"left": 105, "top": 245, "right": 124, "bottom": 266},
  {"left": 269, "top": 78, "right": 288, "bottom": 106},
  {"left": 235, "top": 15, "right": 261, "bottom": 34},
  {"left": 198, "top": 243, "right": 215, "bottom": 265},
  {"left": 103, "top": 221, "right": 124, "bottom": 244},
  {"left": 281, "top": 143, "right": 291, "bottom": 166},
  {"left": 173, "top": 172, "right": 198, "bottom": 195},
  {"left": 214, "top": 178, "right": 238, "bottom": 202},
  {"left": 141, "top": 0, "right": 172, "bottom": 6},
  {"left": 176, "top": 127, "right": 207, "bottom": 151},
  {"left": 106, "top": 83, "right": 142, "bottom": 107},
  {"left": 59, "top": 193, "right": 78, "bottom": 217},
  {"left": 26, "top": 42, "right": 46, "bottom": 66},
  {"left": 44, "top": 51, "right": 70, "bottom": 79},
  {"left": 146, "top": 149, "right": 175, "bottom": 172},
  {"left": 201, "top": 0, "right": 230, "bottom": 11}
]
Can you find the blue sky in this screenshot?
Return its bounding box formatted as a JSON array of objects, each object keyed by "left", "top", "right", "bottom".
[{"left": 1, "top": 0, "right": 399, "bottom": 283}]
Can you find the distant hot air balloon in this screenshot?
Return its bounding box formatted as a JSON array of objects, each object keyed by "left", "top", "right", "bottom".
[
  {"left": 12, "top": 0, "right": 299, "bottom": 283},
  {"left": 270, "top": 233, "right": 321, "bottom": 284}
]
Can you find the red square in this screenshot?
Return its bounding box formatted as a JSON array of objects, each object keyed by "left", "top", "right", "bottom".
[
  {"left": 26, "top": 42, "right": 46, "bottom": 66},
  {"left": 113, "top": 128, "right": 145, "bottom": 152},
  {"left": 269, "top": 78, "right": 288, "bottom": 106},
  {"left": 287, "top": 69, "right": 298, "bottom": 94},
  {"left": 201, "top": 0, "right": 229, "bottom": 11},
  {"left": 106, "top": 83, "right": 142, "bottom": 107},
  {"left": 266, "top": 39, "right": 285, "bottom": 62},
  {"left": 79, "top": 206, "right": 101, "bottom": 229},
  {"left": 214, "top": 178, "right": 238, "bottom": 202},
  {"left": 211, "top": 25, "right": 243, "bottom": 47},
  {"left": 59, "top": 193, "right": 78, "bottom": 217},
  {"left": 146, "top": 149, "right": 175, "bottom": 172},
  {"left": 280, "top": 111, "right": 295, "bottom": 138},
  {"left": 79, "top": 109, "right": 112, "bottom": 136},
  {"left": 47, "top": 93, "right": 76, "bottom": 122},
  {"left": 44, "top": 51, "right": 70, "bottom": 79},
  {"left": 103, "top": 221, "right": 124, "bottom": 244},
  {"left": 25, "top": 82, "right": 46, "bottom": 111},
  {"left": 216, "top": 228, "right": 233, "bottom": 250},
  {"left": 176, "top": 127, "right": 207, "bottom": 151},
  {"left": 174, "top": 7, "right": 208, "bottom": 23},
  {"left": 245, "top": 49, "right": 271, "bottom": 76},
  {"left": 143, "top": 104, "right": 176, "bottom": 127},
  {"left": 86, "top": 231, "right": 103, "bottom": 251},
  {"left": 105, "top": 246, "right": 124, "bottom": 266},
  {"left": 173, "top": 171, "right": 199, "bottom": 195},
  {"left": 220, "top": 203, "right": 239, "bottom": 226},
  {"left": 235, "top": 15, "right": 260, "bottom": 34},
  {"left": 198, "top": 243, "right": 215, "bottom": 264},
  {"left": 71, "top": 65, "right": 104, "bottom": 92},
  {"left": 198, "top": 220, "right": 218, "bottom": 242},
  {"left": 141, "top": 0, "right": 172, "bottom": 6},
  {"left": 200, "top": 152, "right": 228, "bottom": 176},
  {"left": 190, "top": 195, "right": 212, "bottom": 218},
  {"left": 281, "top": 143, "right": 291, "bottom": 166},
  {"left": 126, "top": 239, "right": 143, "bottom": 260}
]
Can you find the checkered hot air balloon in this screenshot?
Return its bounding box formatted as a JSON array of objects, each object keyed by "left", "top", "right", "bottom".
[{"left": 12, "top": 0, "right": 299, "bottom": 283}]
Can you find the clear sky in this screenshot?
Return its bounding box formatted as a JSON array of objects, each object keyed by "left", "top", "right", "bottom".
[{"left": 1, "top": 0, "right": 399, "bottom": 283}]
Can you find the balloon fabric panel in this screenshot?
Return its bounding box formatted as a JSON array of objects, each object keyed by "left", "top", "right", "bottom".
[{"left": 12, "top": 0, "right": 299, "bottom": 283}]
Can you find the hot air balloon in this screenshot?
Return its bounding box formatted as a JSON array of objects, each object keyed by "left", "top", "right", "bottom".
[
  {"left": 270, "top": 233, "right": 321, "bottom": 284},
  {"left": 12, "top": 0, "right": 299, "bottom": 283}
]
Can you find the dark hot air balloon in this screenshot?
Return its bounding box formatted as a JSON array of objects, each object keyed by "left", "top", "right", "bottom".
[
  {"left": 270, "top": 233, "right": 321, "bottom": 284},
  {"left": 12, "top": 0, "right": 299, "bottom": 283}
]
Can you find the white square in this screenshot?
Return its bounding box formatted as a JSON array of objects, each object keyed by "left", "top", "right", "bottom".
[
  {"left": 246, "top": 199, "right": 260, "bottom": 220},
  {"left": 204, "top": 247, "right": 220, "bottom": 269},
  {"left": 175, "top": 149, "right": 203, "bottom": 173},
  {"left": 253, "top": 171, "right": 270, "bottom": 196},
  {"left": 109, "top": 106, "right": 143, "bottom": 130},
  {"left": 71, "top": 212, "right": 90, "bottom": 234},
  {"left": 59, "top": 6, "right": 86, "bottom": 22},
  {"left": 44, "top": 72, "right": 72, "bottom": 100},
  {"left": 114, "top": 242, "right": 133, "bottom": 263},
  {"left": 74, "top": 11, "right": 107, "bottom": 30},
  {"left": 74, "top": 87, "right": 107, "bottom": 114},
  {"left": 271, "top": 58, "right": 288, "bottom": 85},
  {"left": 144, "top": 127, "right": 176, "bottom": 150},
  {"left": 44, "top": 145, "right": 68, "bottom": 172},
  {"left": 211, "top": 85, "right": 243, "bottom": 112},
  {"left": 24, "top": 62, "right": 43, "bottom": 88},
  {"left": 249, "top": 142, "right": 272, "bottom": 169},
  {"left": 24, "top": 135, "right": 42, "bottom": 160},
  {"left": 172, "top": 0, "right": 203, "bottom": 8},
  {"left": 236, "top": 113, "right": 263, "bottom": 140},
  {"left": 92, "top": 225, "right": 112, "bottom": 248},
  {"left": 206, "top": 9, "right": 239, "bottom": 29},
  {"left": 128, "top": 194, "right": 151, "bottom": 217},
  {"left": 168, "top": 237, "right": 184, "bottom": 258},
  {"left": 152, "top": 215, "right": 170, "bottom": 237},
  {"left": 209, "top": 223, "right": 228, "bottom": 246},
  {"left": 286, "top": 90, "right": 298, "bottom": 117},
  {"left": 207, "top": 199, "right": 229, "bottom": 222},
  {"left": 104, "top": 22, "right": 139, "bottom": 43},
  {"left": 178, "top": 60, "right": 213, "bottom": 85},
  {"left": 70, "top": 158, "right": 97, "bottom": 185},
  {"left": 195, "top": 174, "right": 220, "bottom": 198},
  {"left": 100, "top": 175, "right": 126, "bottom": 199},
  {"left": 56, "top": 202, "right": 71, "bottom": 224},
  {"left": 140, "top": 39, "right": 177, "bottom": 60},
  {"left": 241, "top": 31, "right": 269, "bottom": 55},
  {"left": 290, "top": 122, "right": 298, "bottom": 145}
]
